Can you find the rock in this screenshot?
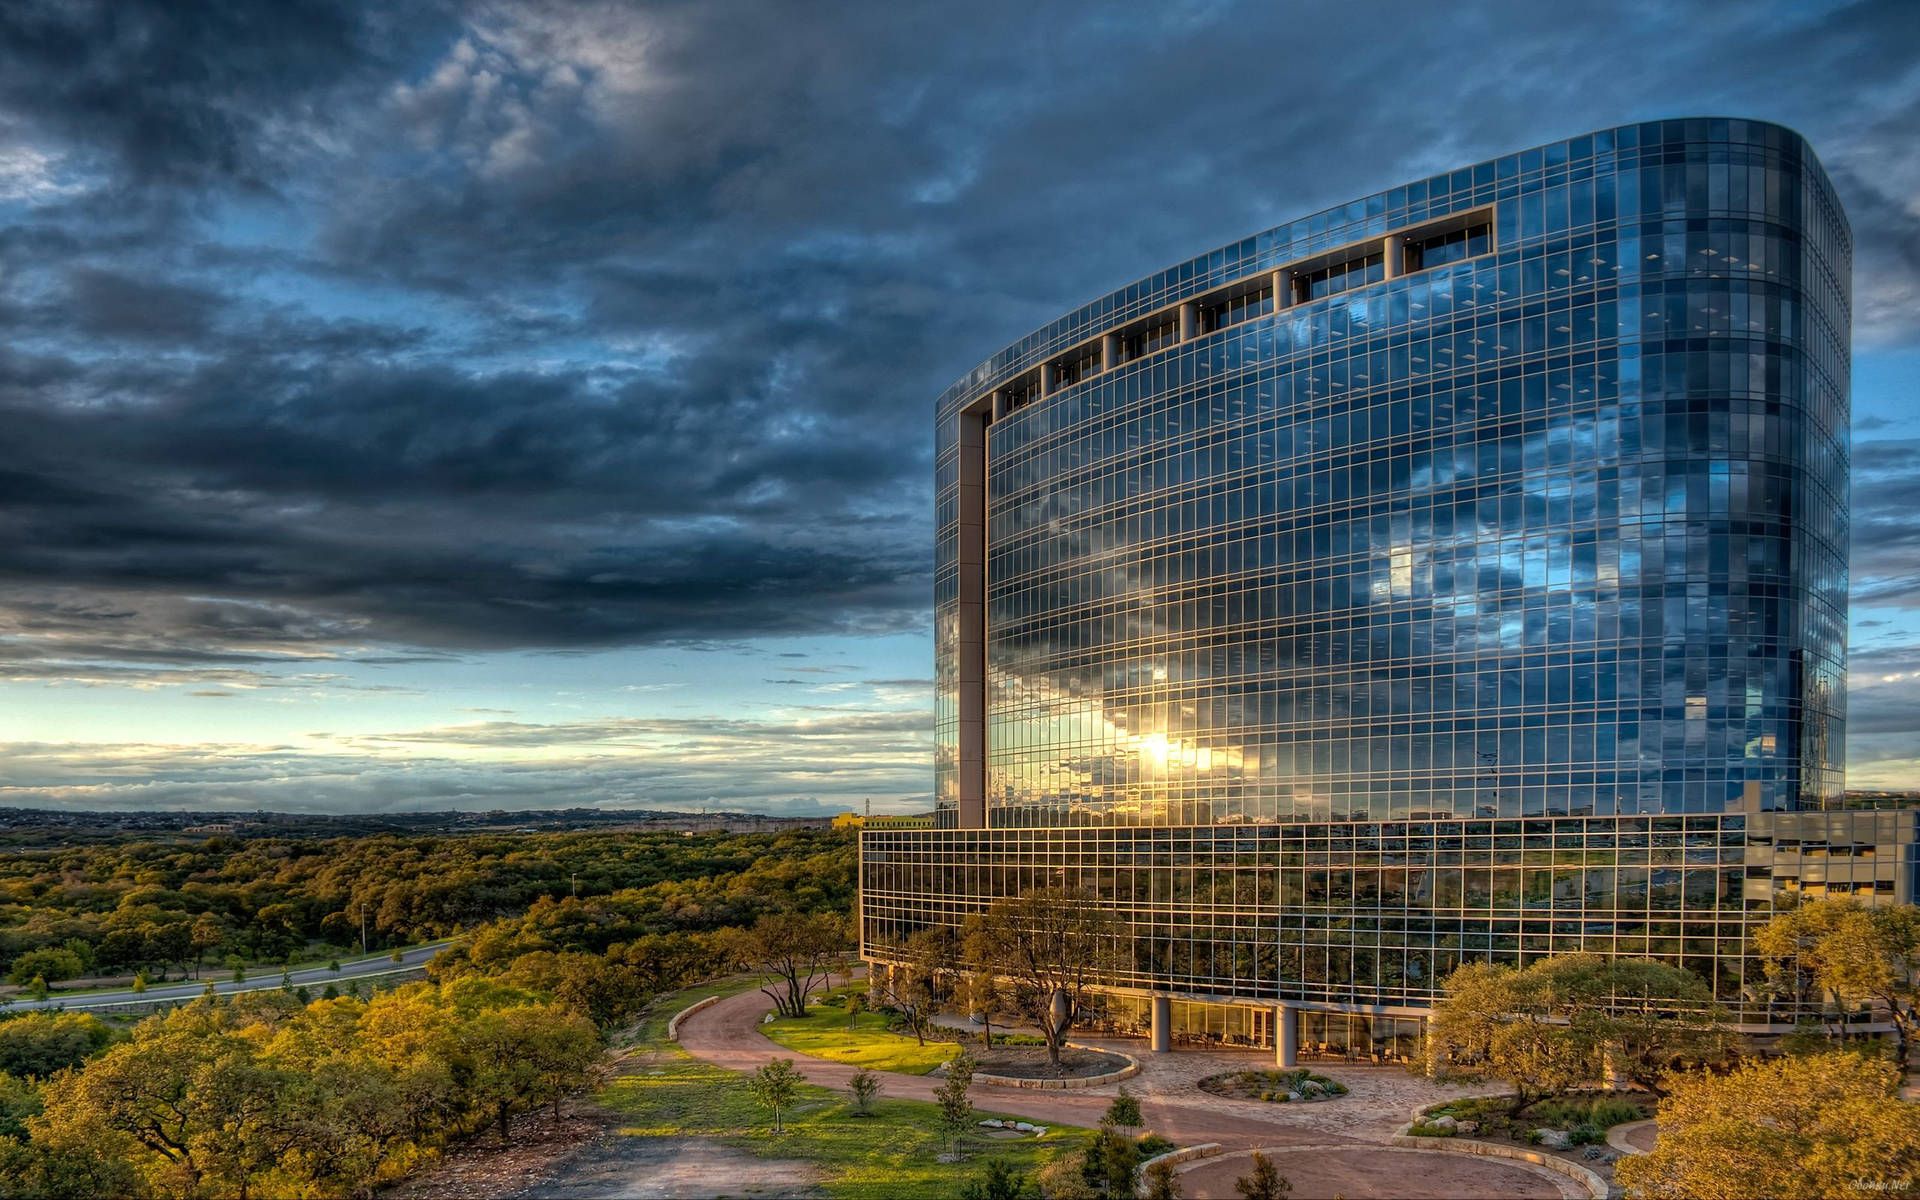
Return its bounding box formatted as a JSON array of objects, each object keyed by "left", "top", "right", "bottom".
[
  {"left": 1285, "top": 1092, "right": 1301, "bottom": 1102},
  {"left": 1457, "top": 1121, "right": 1479, "bottom": 1135},
  {"left": 1031, "top": 1127, "right": 1047, "bottom": 1137},
  {"left": 979, "top": 1119, "right": 1003, "bottom": 1128},
  {"left": 1431, "top": 1115, "right": 1457, "bottom": 1131},
  {"left": 1301, "top": 1080, "right": 1325, "bottom": 1095},
  {"left": 1534, "top": 1129, "right": 1571, "bottom": 1149},
  {"left": 1013, "top": 1122, "right": 1036, "bottom": 1132}
]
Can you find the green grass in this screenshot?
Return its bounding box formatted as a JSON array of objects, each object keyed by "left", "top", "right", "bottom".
[
  {"left": 761, "top": 988, "right": 962, "bottom": 1075},
  {"left": 605, "top": 980, "right": 1090, "bottom": 1200}
]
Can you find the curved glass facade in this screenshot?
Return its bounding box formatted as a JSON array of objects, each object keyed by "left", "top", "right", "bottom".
[{"left": 870, "top": 119, "right": 1875, "bottom": 1031}]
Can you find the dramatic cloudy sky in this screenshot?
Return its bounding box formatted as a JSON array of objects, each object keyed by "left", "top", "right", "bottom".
[{"left": 1, "top": 0, "right": 1917, "bottom": 814}]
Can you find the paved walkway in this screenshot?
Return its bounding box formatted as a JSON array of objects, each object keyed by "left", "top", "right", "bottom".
[{"left": 673, "top": 987, "right": 1587, "bottom": 1198}]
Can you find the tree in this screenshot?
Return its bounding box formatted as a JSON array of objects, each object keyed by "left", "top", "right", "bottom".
[
  {"left": 722, "top": 912, "right": 847, "bottom": 1019},
  {"left": 961, "top": 1157, "right": 1031, "bottom": 1200},
  {"left": 1758, "top": 898, "right": 1920, "bottom": 1061},
  {"left": 966, "top": 889, "right": 1123, "bottom": 1067},
  {"left": 1103, "top": 1085, "right": 1142, "bottom": 1138},
  {"left": 876, "top": 927, "right": 958, "bottom": 1046},
  {"left": 749, "top": 1058, "right": 805, "bottom": 1134},
  {"left": 7, "top": 948, "right": 84, "bottom": 987},
  {"left": 0, "top": 1013, "right": 117, "bottom": 1078},
  {"left": 1080, "top": 1125, "right": 1139, "bottom": 1197},
  {"left": 31, "top": 1004, "right": 299, "bottom": 1200},
  {"left": 463, "top": 1002, "right": 602, "bottom": 1141},
  {"left": 961, "top": 933, "right": 1004, "bottom": 1052},
  {"left": 1544, "top": 956, "right": 1730, "bottom": 1093},
  {"left": 1427, "top": 954, "right": 1727, "bottom": 1107},
  {"left": 933, "top": 1050, "right": 977, "bottom": 1156},
  {"left": 1144, "top": 1158, "right": 1182, "bottom": 1200},
  {"left": 847, "top": 1067, "right": 881, "bottom": 1116},
  {"left": 1616, "top": 1051, "right": 1920, "bottom": 1200},
  {"left": 1233, "top": 1151, "right": 1290, "bottom": 1200}
]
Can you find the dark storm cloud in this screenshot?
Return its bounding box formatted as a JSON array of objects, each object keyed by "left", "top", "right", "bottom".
[{"left": 0, "top": 0, "right": 1917, "bottom": 685}]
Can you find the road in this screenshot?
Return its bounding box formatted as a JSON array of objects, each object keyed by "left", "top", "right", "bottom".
[{"left": 3, "top": 938, "right": 460, "bottom": 1013}]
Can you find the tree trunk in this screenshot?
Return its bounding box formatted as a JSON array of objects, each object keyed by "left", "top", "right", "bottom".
[{"left": 498, "top": 1102, "right": 512, "bottom": 1143}]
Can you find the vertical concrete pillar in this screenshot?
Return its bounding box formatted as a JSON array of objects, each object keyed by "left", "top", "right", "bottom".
[
  {"left": 1272, "top": 269, "right": 1293, "bottom": 311},
  {"left": 1150, "top": 995, "right": 1172, "bottom": 1054},
  {"left": 1101, "top": 333, "right": 1119, "bottom": 372},
  {"left": 1382, "top": 235, "right": 1404, "bottom": 280},
  {"left": 1603, "top": 1045, "right": 1626, "bottom": 1088},
  {"left": 1178, "top": 302, "right": 1197, "bottom": 342},
  {"left": 954, "top": 400, "right": 989, "bottom": 830},
  {"left": 1037, "top": 363, "right": 1053, "bottom": 399},
  {"left": 1424, "top": 1016, "right": 1450, "bottom": 1079},
  {"left": 989, "top": 389, "right": 1006, "bottom": 420},
  {"left": 1274, "top": 1003, "right": 1298, "bottom": 1068}
]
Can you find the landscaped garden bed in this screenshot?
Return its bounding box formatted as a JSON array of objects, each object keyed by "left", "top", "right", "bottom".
[
  {"left": 1408, "top": 1091, "right": 1653, "bottom": 1156},
  {"left": 1197, "top": 1067, "right": 1348, "bottom": 1102},
  {"left": 964, "top": 1044, "right": 1132, "bottom": 1079}
]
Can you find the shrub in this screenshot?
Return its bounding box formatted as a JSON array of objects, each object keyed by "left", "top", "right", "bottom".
[
  {"left": 960, "top": 1158, "right": 1029, "bottom": 1200},
  {"left": 1585, "top": 1096, "right": 1643, "bottom": 1128},
  {"left": 847, "top": 1068, "right": 881, "bottom": 1116},
  {"left": 1137, "top": 1133, "right": 1174, "bottom": 1159},
  {"left": 1035, "top": 1151, "right": 1094, "bottom": 1200},
  {"left": 1569, "top": 1124, "right": 1605, "bottom": 1146}
]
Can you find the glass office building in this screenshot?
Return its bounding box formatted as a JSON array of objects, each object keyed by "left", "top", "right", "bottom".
[{"left": 864, "top": 119, "right": 1907, "bottom": 1054}]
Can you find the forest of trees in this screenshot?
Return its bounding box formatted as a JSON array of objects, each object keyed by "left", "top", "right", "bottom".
[
  {"left": 0, "top": 827, "right": 857, "bottom": 1198},
  {"left": 0, "top": 828, "right": 853, "bottom": 984}
]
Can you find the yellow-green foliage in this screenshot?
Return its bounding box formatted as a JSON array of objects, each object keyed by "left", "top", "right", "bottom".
[
  {"left": 603, "top": 1052, "right": 1084, "bottom": 1200},
  {"left": 761, "top": 988, "right": 961, "bottom": 1075},
  {"left": 1616, "top": 1051, "right": 1920, "bottom": 1200}
]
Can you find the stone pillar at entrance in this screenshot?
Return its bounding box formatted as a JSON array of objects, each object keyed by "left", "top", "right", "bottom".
[
  {"left": 1273, "top": 1003, "right": 1298, "bottom": 1068},
  {"left": 1150, "top": 995, "right": 1172, "bottom": 1053}
]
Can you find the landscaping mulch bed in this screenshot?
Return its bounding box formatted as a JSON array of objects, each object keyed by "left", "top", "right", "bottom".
[
  {"left": 1198, "top": 1067, "right": 1348, "bottom": 1103},
  {"left": 965, "top": 1045, "right": 1131, "bottom": 1079}
]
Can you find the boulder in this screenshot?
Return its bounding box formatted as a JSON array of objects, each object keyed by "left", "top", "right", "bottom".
[
  {"left": 1534, "top": 1129, "right": 1571, "bottom": 1149},
  {"left": 979, "top": 1119, "right": 1004, "bottom": 1128},
  {"left": 1031, "top": 1127, "right": 1047, "bottom": 1137},
  {"left": 1302, "top": 1081, "right": 1325, "bottom": 1096},
  {"left": 1013, "top": 1122, "right": 1036, "bottom": 1132},
  {"left": 1285, "top": 1092, "right": 1302, "bottom": 1102},
  {"left": 1430, "top": 1115, "right": 1457, "bottom": 1131}
]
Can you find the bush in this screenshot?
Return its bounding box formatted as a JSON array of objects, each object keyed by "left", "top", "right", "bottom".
[
  {"left": 1034, "top": 1151, "right": 1094, "bottom": 1200},
  {"left": 1569, "top": 1124, "right": 1605, "bottom": 1146},
  {"left": 1137, "top": 1133, "right": 1174, "bottom": 1159},
  {"left": 7, "top": 949, "right": 84, "bottom": 987}
]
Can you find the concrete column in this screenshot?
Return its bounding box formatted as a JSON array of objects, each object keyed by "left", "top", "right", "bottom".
[
  {"left": 1602, "top": 1045, "right": 1626, "bottom": 1088},
  {"left": 954, "top": 406, "right": 988, "bottom": 830},
  {"left": 1382, "top": 235, "right": 1404, "bottom": 280},
  {"left": 1274, "top": 1003, "right": 1298, "bottom": 1068},
  {"left": 1424, "top": 1017, "right": 1450, "bottom": 1079},
  {"left": 1101, "top": 333, "right": 1119, "bottom": 372},
  {"left": 989, "top": 389, "right": 1006, "bottom": 420},
  {"left": 1150, "top": 995, "right": 1172, "bottom": 1053},
  {"left": 1037, "top": 364, "right": 1052, "bottom": 399},
  {"left": 1178, "top": 302, "right": 1197, "bottom": 342},
  {"left": 1272, "top": 269, "right": 1293, "bottom": 311}
]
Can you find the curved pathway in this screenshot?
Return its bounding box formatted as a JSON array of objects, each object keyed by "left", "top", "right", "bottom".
[{"left": 673, "top": 987, "right": 1587, "bottom": 1198}]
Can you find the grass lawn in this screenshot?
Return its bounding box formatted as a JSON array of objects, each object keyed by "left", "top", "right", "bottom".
[
  {"left": 605, "top": 981, "right": 1088, "bottom": 1200},
  {"left": 760, "top": 987, "right": 963, "bottom": 1075}
]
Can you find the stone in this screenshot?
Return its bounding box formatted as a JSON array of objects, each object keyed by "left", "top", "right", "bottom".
[
  {"left": 1030, "top": 1127, "right": 1047, "bottom": 1137},
  {"left": 1534, "top": 1129, "right": 1571, "bottom": 1149},
  {"left": 1013, "top": 1122, "right": 1036, "bottom": 1132},
  {"left": 1457, "top": 1121, "right": 1479, "bottom": 1135},
  {"left": 1302, "top": 1080, "right": 1324, "bottom": 1095},
  {"left": 1430, "top": 1115, "right": 1457, "bottom": 1131},
  {"left": 979, "top": 1119, "right": 1003, "bottom": 1128},
  {"left": 1285, "top": 1092, "right": 1302, "bottom": 1102}
]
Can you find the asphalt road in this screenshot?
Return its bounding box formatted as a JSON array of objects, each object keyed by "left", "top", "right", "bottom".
[{"left": 4, "top": 938, "right": 461, "bottom": 1012}]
